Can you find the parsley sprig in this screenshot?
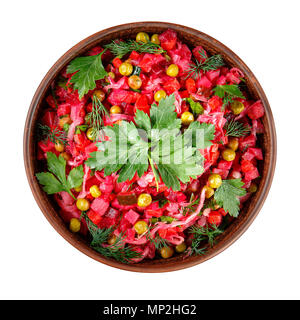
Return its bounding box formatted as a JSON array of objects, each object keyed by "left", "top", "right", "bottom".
[
  {"left": 214, "top": 179, "right": 246, "bottom": 217},
  {"left": 36, "top": 152, "right": 84, "bottom": 200},
  {"left": 67, "top": 50, "right": 108, "bottom": 99},
  {"left": 212, "top": 84, "right": 245, "bottom": 106},
  {"left": 105, "top": 40, "right": 165, "bottom": 58},
  {"left": 86, "top": 94, "right": 215, "bottom": 191}
]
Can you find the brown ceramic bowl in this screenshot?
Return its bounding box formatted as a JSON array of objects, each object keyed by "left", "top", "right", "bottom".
[{"left": 23, "top": 22, "right": 276, "bottom": 272}]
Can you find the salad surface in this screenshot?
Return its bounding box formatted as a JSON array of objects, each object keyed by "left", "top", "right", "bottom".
[{"left": 36, "top": 29, "right": 265, "bottom": 263}]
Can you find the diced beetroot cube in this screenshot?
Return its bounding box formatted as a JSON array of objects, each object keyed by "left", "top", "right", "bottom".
[
  {"left": 99, "top": 217, "right": 115, "bottom": 229},
  {"left": 125, "top": 228, "right": 135, "bottom": 241},
  {"left": 192, "top": 46, "right": 207, "bottom": 63},
  {"left": 119, "top": 217, "right": 132, "bottom": 233},
  {"left": 219, "top": 208, "right": 227, "bottom": 217},
  {"left": 144, "top": 209, "right": 164, "bottom": 218},
  {"left": 158, "top": 229, "right": 168, "bottom": 239},
  {"left": 239, "top": 135, "right": 256, "bottom": 151},
  {"left": 242, "top": 180, "right": 252, "bottom": 188},
  {"left": 91, "top": 198, "right": 109, "bottom": 216},
  {"left": 57, "top": 103, "right": 71, "bottom": 117},
  {"left": 41, "top": 110, "right": 56, "bottom": 127},
  {"left": 85, "top": 142, "right": 98, "bottom": 155},
  {"left": 87, "top": 46, "right": 103, "bottom": 56},
  {"left": 241, "top": 160, "right": 256, "bottom": 173},
  {"left": 248, "top": 148, "right": 263, "bottom": 160},
  {"left": 124, "top": 103, "right": 135, "bottom": 115},
  {"left": 197, "top": 75, "right": 212, "bottom": 89},
  {"left": 163, "top": 78, "right": 180, "bottom": 94},
  {"left": 124, "top": 210, "right": 140, "bottom": 225},
  {"left": 244, "top": 168, "right": 259, "bottom": 181},
  {"left": 226, "top": 67, "right": 244, "bottom": 84},
  {"left": 139, "top": 53, "right": 165, "bottom": 73},
  {"left": 206, "top": 70, "right": 220, "bottom": 83},
  {"left": 106, "top": 207, "right": 119, "bottom": 219},
  {"left": 218, "top": 160, "right": 233, "bottom": 170},
  {"left": 112, "top": 57, "right": 122, "bottom": 68},
  {"left": 207, "top": 211, "right": 222, "bottom": 226},
  {"left": 107, "top": 89, "right": 134, "bottom": 105},
  {"left": 176, "top": 192, "right": 187, "bottom": 203},
  {"left": 46, "top": 95, "right": 57, "bottom": 109},
  {"left": 88, "top": 209, "right": 102, "bottom": 226},
  {"left": 38, "top": 140, "right": 55, "bottom": 153},
  {"left": 212, "top": 168, "right": 229, "bottom": 179},
  {"left": 99, "top": 176, "right": 114, "bottom": 194},
  {"left": 247, "top": 101, "right": 265, "bottom": 120},
  {"left": 216, "top": 75, "right": 226, "bottom": 85},
  {"left": 239, "top": 193, "right": 251, "bottom": 203},
  {"left": 130, "top": 50, "right": 140, "bottom": 61},
  {"left": 159, "top": 29, "right": 177, "bottom": 50},
  {"left": 134, "top": 95, "right": 150, "bottom": 114},
  {"left": 242, "top": 150, "right": 255, "bottom": 161},
  {"left": 208, "top": 95, "right": 223, "bottom": 110},
  {"left": 139, "top": 54, "right": 153, "bottom": 73},
  {"left": 185, "top": 78, "right": 196, "bottom": 93},
  {"left": 255, "top": 119, "right": 265, "bottom": 134}
]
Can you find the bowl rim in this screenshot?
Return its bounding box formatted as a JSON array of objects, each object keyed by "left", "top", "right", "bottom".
[{"left": 23, "top": 21, "right": 277, "bottom": 272}]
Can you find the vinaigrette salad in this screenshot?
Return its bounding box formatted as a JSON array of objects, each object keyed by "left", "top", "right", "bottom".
[{"left": 36, "top": 29, "right": 265, "bottom": 263}]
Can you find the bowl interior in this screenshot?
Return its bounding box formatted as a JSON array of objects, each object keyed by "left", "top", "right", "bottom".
[{"left": 24, "top": 22, "right": 276, "bottom": 272}]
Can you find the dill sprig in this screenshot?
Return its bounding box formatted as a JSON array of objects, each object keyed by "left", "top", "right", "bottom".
[
  {"left": 188, "top": 224, "right": 223, "bottom": 256},
  {"left": 224, "top": 119, "right": 251, "bottom": 137},
  {"left": 86, "top": 95, "right": 109, "bottom": 140},
  {"left": 146, "top": 230, "right": 170, "bottom": 250},
  {"left": 83, "top": 212, "right": 142, "bottom": 263},
  {"left": 38, "top": 124, "right": 68, "bottom": 145},
  {"left": 182, "top": 194, "right": 200, "bottom": 216},
  {"left": 185, "top": 49, "right": 224, "bottom": 80},
  {"left": 105, "top": 40, "right": 165, "bottom": 58}
]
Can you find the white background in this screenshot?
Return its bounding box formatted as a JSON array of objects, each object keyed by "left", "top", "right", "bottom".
[{"left": 1, "top": 0, "right": 299, "bottom": 300}]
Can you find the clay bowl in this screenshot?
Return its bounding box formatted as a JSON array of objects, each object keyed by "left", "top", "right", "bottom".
[{"left": 23, "top": 22, "right": 276, "bottom": 272}]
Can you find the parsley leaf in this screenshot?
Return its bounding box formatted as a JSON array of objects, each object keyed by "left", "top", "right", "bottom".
[
  {"left": 35, "top": 172, "right": 65, "bottom": 194},
  {"left": 214, "top": 179, "right": 247, "bottom": 217},
  {"left": 149, "top": 94, "right": 182, "bottom": 143},
  {"left": 134, "top": 109, "right": 151, "bottom": 134},
  {"left": 67, "top": 50, "right": 107, "bottom": 99},
  {"left": 36, "top": 152, "right": 84, "bottom": 200},
  {"left": 75, "top": 124, "right": 88, "bottom": 134},
  {"left": 86, "top": 121, "right": 149, "bottom": 182},
  {"left": 212, "top": 84, "right": 245, "bottom": 106},
  {"left": 183, "top": 121, "right": 215, "bottom": 150},
  {"left": 150, "top": 95, "right": 182, "bottom": 131}
]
